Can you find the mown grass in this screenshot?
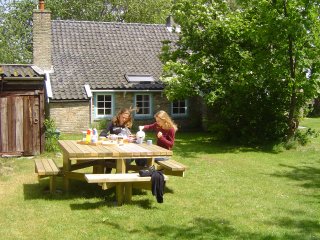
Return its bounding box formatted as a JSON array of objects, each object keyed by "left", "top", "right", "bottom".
[{"left": 0, "top": 118, "right": 319, "bottom": 239}]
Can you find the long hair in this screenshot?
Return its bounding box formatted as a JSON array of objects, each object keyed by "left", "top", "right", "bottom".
[
  {"left": 155, "top": 110, "right": 178, "bottom": 132},
  {"left": 112, "top": 108, "right": 133, "bottom": 128}
]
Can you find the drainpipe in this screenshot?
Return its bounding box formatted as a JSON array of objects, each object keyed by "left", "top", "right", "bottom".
[{"left": 0, "top": 74, "right": 4, "bottom": 93}]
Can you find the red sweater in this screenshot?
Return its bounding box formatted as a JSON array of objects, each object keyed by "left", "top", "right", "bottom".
[{"left": 143, "top": 122, "right": 175, "bottom": 150}]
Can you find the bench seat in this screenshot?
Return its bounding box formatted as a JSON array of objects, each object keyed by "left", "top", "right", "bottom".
[
  {"left": 85, "top": 173, "right": 168, "bottom": 184},
  {"left": 85, "top": 173, "right": 168, "bottom": 205},
  {"left": 34, "top": 159, "right": 61, "bottom": 193},
  {"left": 156, "top": 159, "right": 187, "bottom": 177}
]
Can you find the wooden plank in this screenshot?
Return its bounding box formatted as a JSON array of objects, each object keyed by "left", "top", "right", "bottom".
[
  {"left": 77, "top": 143, "right": 99, "bottom": 157},
  {"left": 35, "top": 159, "right": 60, "bottom": 176},
  {"left": 7, "top": 96, "right": 14, "bottom": 152},
  {"left": 118, "top": 144, "right": 153, "bottom": 157},
  {"left": 39, "top": 91, "right": 45, "bottom": 153},
  {"left": 34, "top": 159, "right": 46, "bottom": 175},
  {"left": 15, "top": 96, "right": 23, "bottom": 152},
  {"left": 59, "top": 140, "right": 84, "bottom": 158},
  {"left": 31, "top": 96, "right": 40, "bottom": 155},
  {"left": 157, "top": 160, "right": 187, "bottom": 171},
  {"left": 85, "top": 173, "right": 168, "bottom": 183},
  {"left": 46, "top": 159, "right": 60, "bottom": 175},
  {"left": 41, "top": 158, "right": 53, "bottom": 173},
  {"left": 0, "top": 97, "right": 8, "bottom": 152},
  {"left": 100, "top": 145, "right": 120, "bottom": 157},
  {"left": 23, "top": 96, "right": 33, "bottom": 155}
]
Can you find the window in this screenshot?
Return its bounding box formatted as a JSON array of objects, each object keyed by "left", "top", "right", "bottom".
[
  {"left": 171, "top": 100, "right": 188, "bottom": 116},
  {"left": 135, "top": 94, "right": 152, "bottom": 117},
  {"left": 125, "top": 73, "right": 154, "bottom": 83},
  {"left": 95, "top": 94, "right": 113, "bottom": 118}
]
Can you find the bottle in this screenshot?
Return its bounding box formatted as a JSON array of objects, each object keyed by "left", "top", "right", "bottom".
[
  {"left": 86, "top": 129, "right": 91, "bottom": 143},
  {"left": 92, "top": 128, "right": 98, "bottom": 143}
]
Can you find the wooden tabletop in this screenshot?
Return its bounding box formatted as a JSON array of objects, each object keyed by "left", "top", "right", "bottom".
[{"left": 58, "top": 140, "right": 173, "bottom": 159}]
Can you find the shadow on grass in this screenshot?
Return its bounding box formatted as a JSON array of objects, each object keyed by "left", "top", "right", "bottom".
[
  {"left": 98, "top": 217, "right": 316, "bottom": 240},
  {"left": 23, "top": 178, "right": 173, "bottom": 208},
  {"left": 270, "top": 162, "right": 320, "bottom": 194},
  {"left": 173, "top": 132, "right": 279, "bottom": 159},
  {"left": 264, "top": 215, "right": 320, "bottom": 238}
]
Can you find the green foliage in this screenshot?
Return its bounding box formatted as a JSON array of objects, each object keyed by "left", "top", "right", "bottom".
[
  {"left": 46, "top": 0, "right": 172, "bottom": 24},
  {"left": 161, "top": 0, "right": 320, "bottom": 144},
  {"left": 0, "top": 0, "right": 172, "bottom": 64},
  {"left": 44, "top": 118, "right": 60, "bottom": 152},
  {"left": 97, "top": 118, "right": 108, "bottom": 130},
  {"left": 0, "top": 0, "right": 34, "bottom": 63}
]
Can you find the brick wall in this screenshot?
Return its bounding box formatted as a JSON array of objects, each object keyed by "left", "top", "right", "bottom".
[
  {"left": 50, "top": 93, "right": 203, "bottom": 133},
  {"left": 49, "top": 101, "right": 90, "bottom": 133},
  {"left": 32, "top": 10, "right": 52, "bottom": 71}
]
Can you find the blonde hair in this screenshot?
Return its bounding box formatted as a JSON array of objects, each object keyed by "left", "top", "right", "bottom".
[{"left": 154, "top": 110, "right": 178, "bottom": 132}]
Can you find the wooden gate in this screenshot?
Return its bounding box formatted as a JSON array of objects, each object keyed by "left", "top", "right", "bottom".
[{"left": 0, "top": 90, "right": 45, "bottom": 156}]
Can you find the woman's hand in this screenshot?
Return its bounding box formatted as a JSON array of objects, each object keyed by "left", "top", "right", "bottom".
[{"left": 157, "top": 131, "right": 163, "bottom": 138}]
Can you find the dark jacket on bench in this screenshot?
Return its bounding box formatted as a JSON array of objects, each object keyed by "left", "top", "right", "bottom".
[{"left": 151, "top": 171, "right": 165, "bottom": 203}]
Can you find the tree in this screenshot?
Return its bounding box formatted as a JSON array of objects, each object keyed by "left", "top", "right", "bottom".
[
  {"left": 160, "top": 0, "right": 320, "bottom": 143},
  {"left": 0, "top": 0, "right": 172, "bottom": 63},
  {"left": 0, "top": 0, "right": 34, "bottom": 63},
  {"left": 46, "top": 0, "right": 172, "bottom": 24}
]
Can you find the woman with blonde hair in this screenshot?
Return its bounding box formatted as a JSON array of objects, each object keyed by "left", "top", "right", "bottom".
[{"left": 140, "top": 110, "right": 178, "bottom": 150}]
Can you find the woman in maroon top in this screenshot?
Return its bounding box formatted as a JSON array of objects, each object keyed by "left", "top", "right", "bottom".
[{"left": 141, "top": 110, "right": 178, "bottom": 150}]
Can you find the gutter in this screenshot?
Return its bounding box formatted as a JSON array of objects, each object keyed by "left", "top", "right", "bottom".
[{"left": 2, "top": 77, "right": 44, "bottom": 81}]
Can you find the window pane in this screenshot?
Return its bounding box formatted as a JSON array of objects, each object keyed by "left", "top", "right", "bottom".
[
  {"left": 105, "top": 109, "right": 111, "bottom": 115},
  {"left": 98, "top": 102, "right": 104, "bottom": 108},
  {"left": 105, "top": 95, "right": 111, "bottom": 101},
  {"left": 172, "top": 100, "right": 187, "bottom": 115},
  {"left": 136, "top": 94, "right": 151, "bottom": 115},
  {"left": 96, "top": 94, "right": 112, "bottom": 116}
]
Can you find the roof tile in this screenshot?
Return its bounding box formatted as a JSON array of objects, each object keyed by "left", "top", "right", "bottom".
[{"left": 50, "top": 20, "right": 177, "bottom": 100}]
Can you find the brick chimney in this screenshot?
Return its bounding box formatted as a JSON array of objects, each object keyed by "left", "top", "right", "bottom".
[{"left": 33, "top": 0, "right": 52, "bottom": 71}]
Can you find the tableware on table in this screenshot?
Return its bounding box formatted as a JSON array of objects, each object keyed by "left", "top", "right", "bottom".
[
  {"left": 82, "top": 131, "right": 87, "bottom": 141},
  {"left": 136, "top": 126, "right": 145, "bottom": 144},
  {"left": 147, "top": 140, "right": 152, "bottom": 145}
]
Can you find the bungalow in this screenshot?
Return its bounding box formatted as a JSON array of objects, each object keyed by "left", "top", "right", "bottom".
[{"left": 33, "top": 1, "right": 203, "bottom": 133}]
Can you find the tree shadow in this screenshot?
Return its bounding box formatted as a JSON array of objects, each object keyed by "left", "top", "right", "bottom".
[
  {"left": 23, "top": 178, "right": 172, "bottom": 208},
  {"left": 94, "top": 216, "right": 315, "bottom": 239},
  {"left": 173, "top": 132, "right": 279, "bottom": 159},
  {"left": 270, "top": 162, "right": 320, "bottom": 193},
  {"left": 264, "top": 211, "right": 320, "bottom": 238}
]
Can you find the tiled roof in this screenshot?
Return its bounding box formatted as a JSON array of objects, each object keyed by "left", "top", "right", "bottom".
[
  {"left": 0, "top": 64, "right": 43, "bottom": 79},
  {"left": 50, "top": 20, "right": 178, "bottom": 100}
]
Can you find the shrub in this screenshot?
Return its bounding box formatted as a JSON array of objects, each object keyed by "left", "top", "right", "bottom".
[{"left": 44, "top": 119, "right": 60, "bottom": 152}]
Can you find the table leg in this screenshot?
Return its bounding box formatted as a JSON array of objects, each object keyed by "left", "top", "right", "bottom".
[
  {"left": 116, "top": 158, "right": 126, "bottom": 173},
  {"left": 93, "top": 160, "right": 105, "bottom": 173},
  {"left": 63, "top": 153, "right": 71, "bottom": 192},
  {"left": 116, "top": 183, "right": 125, "bottom": 205},
  {"left": 147, "top": 157, "right": 154, "bottom": 167},
  {"left": 124, "top": 183, "right": 132, "bottom": 203}
]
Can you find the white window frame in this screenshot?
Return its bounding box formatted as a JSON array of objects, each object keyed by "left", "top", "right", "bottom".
[
  {"left": 171, "top": 99, "right": 188, "bottom": 117},
  {"left": 94, "top": 93, "right": 114, "bottom": 119},
  {"left": 134, "top": 93, "right": 152, "bottom": 118}
]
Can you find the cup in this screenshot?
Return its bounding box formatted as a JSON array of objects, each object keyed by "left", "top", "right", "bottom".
[{"left": 147, "top": 140, "right": 152, "bottom": 145}]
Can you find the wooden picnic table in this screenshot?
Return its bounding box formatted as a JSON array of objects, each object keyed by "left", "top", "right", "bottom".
[{"left": 58, "top": 140, "right": 173, "bottom": 200}]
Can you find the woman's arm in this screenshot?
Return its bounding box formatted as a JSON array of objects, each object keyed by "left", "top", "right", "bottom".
[{"left": 158, "top": 128, "right": 175, "bottom": 149}]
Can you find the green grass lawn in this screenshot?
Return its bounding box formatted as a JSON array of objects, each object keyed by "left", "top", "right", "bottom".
[{"left": 0, "top": 118, "right": 319, "bottom": 239}]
